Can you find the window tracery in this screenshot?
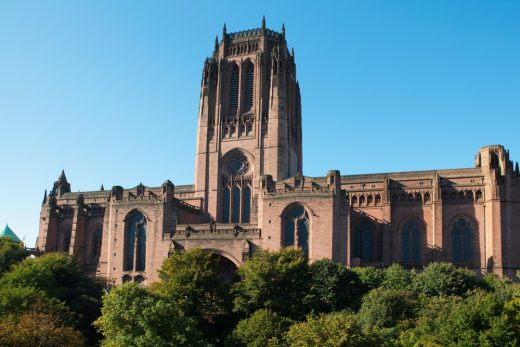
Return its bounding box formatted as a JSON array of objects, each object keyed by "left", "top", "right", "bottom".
[
  {"left": 220, "top": 152, "right": 252, "bottom": 224},
  {"left": 401, "top": 218, "right": 422, "bottom": 263},
  {"left": 282, "top": 204, "right": 309, "bottom": 257},
  {"left": 123, "top": 210, "right": 147, "bottom": 272},
  {"left": 451, "top": 217, "right": 473, "bottom": 264},
  {"left": 353, "top": 219, "right": 373, "bottom": 262}
]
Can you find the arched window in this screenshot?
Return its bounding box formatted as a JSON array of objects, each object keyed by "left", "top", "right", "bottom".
[
  {"left": 353, "top": 219, "right": 373, "bottom": 262},
  {"left": 232, "top": 186, "right": 241, "bottom": 223},
  {"left": 222, "top": 187, "right": 231, "bottom": 223},
  {"left": 62, "top": 228, "right": 71, "bottom": 253},
  {"left": 124, "top": 211, "right": 147, "bottom": 271},
  {"left": 122, "top": 275, "right": 132, "bottom": 283},
  {"left": 220, "top": 151, "right": 252, "bottom": 224},
  {"left": 401, "top": 218, "right": 422, "bottom": 263},
  {"left": 452, "top": 217, "right": 473, "bottom": 264},
  {"left": 242, "top": 185, "right": 251, "bottom": 223},
  {"left": 283, "top": 204, "right": 310, "bottom": 257},
  {"left": 243, "top": 62, "right": 254, "bottom": 111},
  {"left": 92, "top": 227, "right": 102, "bottom": 256},
  {"left": 229, "top": 64, "right": 239, "bottom": 115}
]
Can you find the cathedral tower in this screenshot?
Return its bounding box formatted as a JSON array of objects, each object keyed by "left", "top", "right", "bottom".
[{"left": 194, "top": 18, "right": 302, "bottom": 221}]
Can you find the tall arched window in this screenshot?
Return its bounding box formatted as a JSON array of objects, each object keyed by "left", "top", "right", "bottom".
[
  {"left": 220, "top": 151, "right": 252, "bottom": 224},
  {"left": 232, "top": 186, "right": 241, "bottom": 224},
  {"left": 242, "top": 185, "right": 251, "bottom": 223},
  {"left": 401, "top": 218, "right": 422, "bottom": 263},
  {"left": 452, "top": 217, "right": 473, "bottom": 264},
  {"left": 229, "top": 64, "right": 239, "bottom": 115},
  {"left": 353, "top": 219, "right": 373, "bottom": 262},
  {"left": 222, "top": 187, "right": 231, "bottom": 223},
  {"left": 243, "top": 62, "right": 254, "bottom": 111},
  {"left": 92, "top": 227, "right": 102, "bottom": 256},
  {"left": 283, "top": 204, "right": 310, "bottom": 257},
  {"left": 124, "top": 211, "right": 147, "bottom": 271}
]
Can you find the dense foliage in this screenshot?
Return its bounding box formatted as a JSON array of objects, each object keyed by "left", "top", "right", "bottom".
[
  {"left": 0, "top": 236, "right": 29, "bottom": 275},
  {"left": 2, "top": 246, "right": 519, "bottom": 346}
]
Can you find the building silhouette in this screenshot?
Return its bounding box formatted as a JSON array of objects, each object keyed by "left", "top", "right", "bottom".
[{"left": 37, "top": 19, "right": 520, "bottom": 284}]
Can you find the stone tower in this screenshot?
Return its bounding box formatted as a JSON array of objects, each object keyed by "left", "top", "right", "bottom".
[{"left": 194, "top": 18, "right": 302, "bottom": 221}]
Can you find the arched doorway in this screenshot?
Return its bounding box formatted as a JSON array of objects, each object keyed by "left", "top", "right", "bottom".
[{"left": 210, "top": 253, "right": 239, "bottom": 282}]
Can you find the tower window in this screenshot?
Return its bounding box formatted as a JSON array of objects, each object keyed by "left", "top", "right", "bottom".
[
  {"left": 220, "top": 151, "right": 252, "bottom": 224},
  {"left": 243, "top": 62, "right": 254, "bottom": 112},
  {"left": 229, "top": 64, "right": 239, "bottom": 115}
]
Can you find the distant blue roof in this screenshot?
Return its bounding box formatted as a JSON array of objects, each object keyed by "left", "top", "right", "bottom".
[{"left": 0, "top": 224, "right": 21, "bottom": 242}]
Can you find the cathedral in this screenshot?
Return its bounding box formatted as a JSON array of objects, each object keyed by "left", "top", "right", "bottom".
[{"left": 37, "top": 19, "right": 520, "bottom": 284}]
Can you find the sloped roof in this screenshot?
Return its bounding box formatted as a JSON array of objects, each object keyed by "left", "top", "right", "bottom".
[{"left": 0, "top": 224, "right": 21, "bottom": 242}]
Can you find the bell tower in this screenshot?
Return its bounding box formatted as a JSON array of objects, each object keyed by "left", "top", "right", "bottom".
[{"left": 194, "top": 18, "right": 302, "bottom": 221}]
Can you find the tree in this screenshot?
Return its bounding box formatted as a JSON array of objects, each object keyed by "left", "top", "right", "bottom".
[
  {"left": 95, "top": 282, "right": 205, "bottom": 347},
  {"left": 400, "top": 290, "right": 513, "bottom": 346},
  {"left": 232, "top": 247, "right": 311, "bottom": 320},
  {"left": 227, "top": 309, "right": 292, "bottom": 347},
  {"left": 357, "top": 287, "right": 418, "bottom": 330},
  {"left": 285, "top": 312, "right": 383, "bottom": 347},
  {"left": 480, "top": 296, "right": 520, "bottom": 346},
  {"left": 0, "top": 253, "right": 103, "bottom": 344},
  {"left": 151, "top": 248, "right": 233, "bottom": 341},
  {"left": 308, "top": 259, "right": 359, "bottom": 312},
  {"left": 350, "top": 267, "right": 383, "bottom": 293},
  {"left": 0, "top": 236, "right": 29, "bottom": 275},
  {"left": 413, "top": 262, "right": 477, "bottom": 297},
  {"left": 381, "top": 263, "right": 413, "bottom": 290},
  {"left": 0, "top": 286, "right": 70, "bottom": 321},
  {"left": 0, "top": 311, "right": 86, "bottom": 347}
]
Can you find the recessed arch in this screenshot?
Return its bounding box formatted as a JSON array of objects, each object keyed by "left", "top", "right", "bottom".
[
  {"left": 397, "top": 216, "right": 425, "bottom": 264},
  {"left": 228, "top": 62, "right": 239, "bottom": 115},
  {"left": 352, "top": 218, "right": 375, "bottom": 262},
  {"left": 448, "top": 214, "right": 477, "bottom": 265},
  {"left": 123, "top": 209, "right": 147, "bottom": 272},
  {"left": 281, "top": 202, "right": 311, "bottom": 257},
  {"left": 242, "top": 59, "right": 255, "bottom": 112}
]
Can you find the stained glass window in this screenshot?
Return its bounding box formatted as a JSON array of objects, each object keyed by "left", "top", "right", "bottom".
[
  {"left": 452, "top": 217, "right": 472, "bottom": 264},
  {"left": 222, "top": 187, "right": 230, "bottom": 223},
  {"left": 353, "top": 220, "right": 373, "bottom": 262},
  {"left": 242, "top": 185, "right": 251, "bottom": 223},
  {"left": 124, "top": 211, "right": 146, "bottom": 271},
  {"left": 402, "top": 219, "right": 421, "bottom": 263},
  {"left": 232, "top": 186, "right": 241, "bottom": 223}
]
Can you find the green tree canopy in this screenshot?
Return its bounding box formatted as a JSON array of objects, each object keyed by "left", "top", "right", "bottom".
[
  {"left": 151, "top": 249, "right": 233, "bottom": 342},
  {"left": 357, "top": 287, "right": 418, "bottom": 330},
  {"left": 95, "top": 282, "right": 205, "bottom": 347},
  {"left": 227, "top": 309, "right": 292, "bottom": 347},
  {"left": 381, "top": 263, "right": 414, "bottom": 290},
  {"left": 413, "top": 262, "right": 477, "bottom": 297},
  {"left": 285, "top": 312, "right": 383, "bottom": 347},
  {"left": 308, "top": 259, "right": 359, "bottom": 313},
  {"left": 350, "top": 267, "right": 384, "bottom": 294},
  {"left": 0, "top": 311, "right": 86, "bottom": 347},
  {"left": 232, "top": 247, "right": 311, "bottom": 320},
  {"left": 0, "top": 252, "right": 103, "bottom": 343},
  {"left": 0, "top": 236, "right": 29, "bottom": 275}
]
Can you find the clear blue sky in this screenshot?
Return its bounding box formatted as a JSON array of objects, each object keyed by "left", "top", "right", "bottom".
[{"left": 1, "top": 1, "right": 519, "bottom": 246}]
